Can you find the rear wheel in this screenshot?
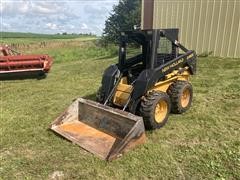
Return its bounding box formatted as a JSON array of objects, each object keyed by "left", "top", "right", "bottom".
[
  {"left": 168, "top": 80, "right": 193, "bottom": 114},
  {"left": 140, "top": 91, "right": 171, "bottom": 130}
]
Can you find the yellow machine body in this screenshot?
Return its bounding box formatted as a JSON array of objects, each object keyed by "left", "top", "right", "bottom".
[{"left": 113, "top": 69, "right": 190, "bottom": 107}]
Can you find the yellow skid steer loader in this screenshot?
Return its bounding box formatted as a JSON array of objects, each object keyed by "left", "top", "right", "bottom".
[{"left": 50, "top": 29, "right": 197, "bottom": 161}]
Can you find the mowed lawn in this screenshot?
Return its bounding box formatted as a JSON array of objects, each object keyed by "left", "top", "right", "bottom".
[{"left": 0, "top": 37, "right": 239, "bottom": 179}]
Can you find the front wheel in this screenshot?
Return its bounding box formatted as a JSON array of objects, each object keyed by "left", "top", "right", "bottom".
[{"left": 140, "top": 91, "right": 171, "bottom": 130}]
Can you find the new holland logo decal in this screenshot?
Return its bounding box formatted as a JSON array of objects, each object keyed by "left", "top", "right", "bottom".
[{"left": 162, "top": 58, "right": 184, "bottom": 73}]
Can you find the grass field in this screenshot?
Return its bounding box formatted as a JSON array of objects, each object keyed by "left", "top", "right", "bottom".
[
  {"left": 0, "top": 36, "right": 240, "bottom": 179},
  {"left": 1, "top": 32, "right": 94, "bottom": 39}
]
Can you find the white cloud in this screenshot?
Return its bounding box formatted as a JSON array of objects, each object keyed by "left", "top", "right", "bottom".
[
  {"left": 69, "top": 25, "right": 75, "bottom": 29},
  {"left": 18, "top": 1, "right": 31, "bottom": 13},
  {"left": 1, "top": 0, "right": 66, "bottom": 16},
  {"left": 81, "top": 23, "right": 88, "bottom": 30},
  {"left": 1, "top": 0, "right": 118, "bottom": 35},
  {"left": 46, "top": 23, "right": 58, "bottom": 30},
  {"left": 2, "top": 22, "right": 11, "bottom": 28},
  {"left": 31, "top": 2, "right": 64, "bottom": 15}
]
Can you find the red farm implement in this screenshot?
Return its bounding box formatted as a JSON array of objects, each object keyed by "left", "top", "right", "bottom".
[{"left": 0, "top": 45, "right": 53, "bottom": 79}]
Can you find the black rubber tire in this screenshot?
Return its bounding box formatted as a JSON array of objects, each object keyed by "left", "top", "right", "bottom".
[
  {"left": 167, "top": 80, "right": 193, "bottom": 114},
  {"left": 140, "top": 91, "right": 171, "bottom": 130},
  {"left": 96, "top": 86, "right": 104, "bottom": 103}
]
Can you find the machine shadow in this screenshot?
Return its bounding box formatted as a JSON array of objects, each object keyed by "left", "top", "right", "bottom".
[{"left": 0, "top": 72, "right": 47, "bottom": 81}]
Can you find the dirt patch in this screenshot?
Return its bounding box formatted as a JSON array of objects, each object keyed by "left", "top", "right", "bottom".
[{"left": 49, "top": 171, "right": 64, "bottom": 180}]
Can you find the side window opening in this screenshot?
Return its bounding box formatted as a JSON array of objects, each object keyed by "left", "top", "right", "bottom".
[
  {"left": 126, "top": 42, "right": 142, "bottom": 61},
  {"left": 156, "top": 36, "right": 178, "bottom": 67},
  {"left": 157, "top": 37, "right": 172, "bottom": 54}
]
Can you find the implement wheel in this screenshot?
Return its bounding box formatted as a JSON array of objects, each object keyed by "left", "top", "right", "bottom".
[
  {"left": 168, "top": 80, "right": 193, "bottom": 114},
  {"left": 140, "top": 91, "right": 171, "bottom": 130}
]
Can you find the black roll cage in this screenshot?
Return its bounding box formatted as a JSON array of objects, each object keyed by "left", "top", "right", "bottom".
[{"left": 118, "top": 29, "right": 184, "bottom": 71}]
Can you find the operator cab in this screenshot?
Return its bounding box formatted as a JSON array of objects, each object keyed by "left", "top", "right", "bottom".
[{"left": 118, "top": 29, "right": 180, "bottom": 83}]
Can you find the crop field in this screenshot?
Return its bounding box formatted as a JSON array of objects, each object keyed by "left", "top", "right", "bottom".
[{"left": 0, "top": 34, "right": 240, "bottom": 179}]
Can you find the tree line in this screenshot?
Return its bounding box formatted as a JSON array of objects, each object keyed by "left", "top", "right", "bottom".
[{"left": 102, "top": 0, "right": 141, "bottom": 45}]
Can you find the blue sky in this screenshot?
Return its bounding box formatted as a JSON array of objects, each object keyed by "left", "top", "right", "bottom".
[{"left": 0, "top": 0, "right": 119, "bottom": 35}]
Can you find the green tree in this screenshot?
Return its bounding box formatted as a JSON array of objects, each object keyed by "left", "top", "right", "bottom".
[{"left": 102, "top": 0, "right": 141, "bottom": 44}]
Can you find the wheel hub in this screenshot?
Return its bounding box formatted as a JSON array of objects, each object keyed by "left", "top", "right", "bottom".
[
  {"left": 181, "top": 88, "right": 190, "bottom": 108},
  {"left": 155, "top": 100, "right": 168, "bottom": 123}
]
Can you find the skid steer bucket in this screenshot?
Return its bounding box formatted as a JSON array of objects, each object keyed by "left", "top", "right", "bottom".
[{"left": 50, "top": 98, "right": 146, "bottom": 160}]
